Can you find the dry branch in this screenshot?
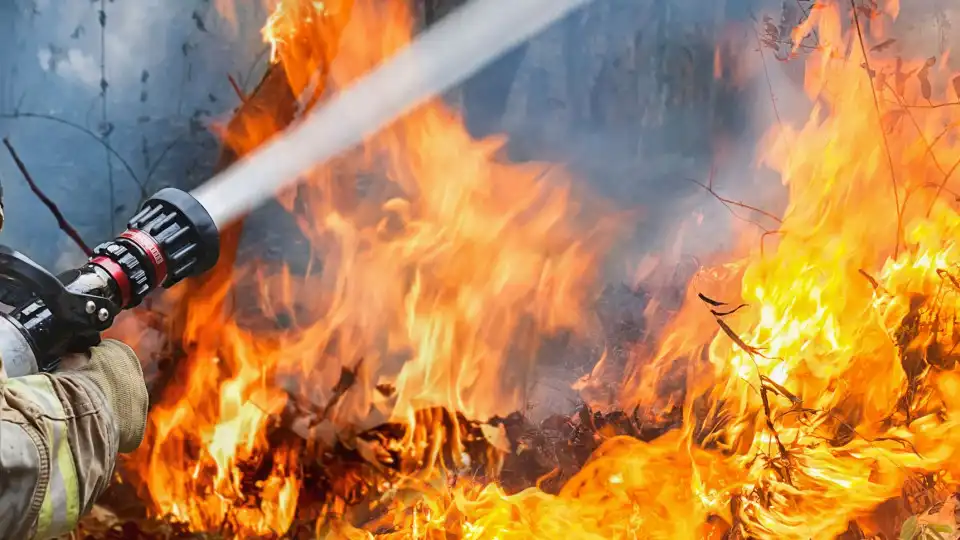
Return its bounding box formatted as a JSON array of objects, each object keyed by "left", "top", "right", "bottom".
[
  {"left": 227, "top": 73, "right": 247, "bottom": 103},
  {"left": 0, "top": 111, "right": 145, "bottom": 198},
  {"left": 688, "top": 177, "right": 782, "bottom": 231},
  {"left": 850, "top": 0, "right": 902, "bottom": 256},
  {"left": 2, "top": 137, "right": 92, "bottom": 256}
]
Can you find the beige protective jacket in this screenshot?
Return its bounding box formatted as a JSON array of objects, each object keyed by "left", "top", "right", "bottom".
[{"left": 0, "top": 339, "right": 148, "bottom": 539}]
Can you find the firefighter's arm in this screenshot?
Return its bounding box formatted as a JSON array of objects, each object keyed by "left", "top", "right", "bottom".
[{"left": 0, "top": 339, "right": 148, "bottom": 539}]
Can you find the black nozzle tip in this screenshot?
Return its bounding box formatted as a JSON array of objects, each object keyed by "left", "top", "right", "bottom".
[{"left": 142, "top": 188, "right": 220, "bottom": 276}]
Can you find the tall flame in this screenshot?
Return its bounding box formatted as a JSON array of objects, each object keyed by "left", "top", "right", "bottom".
[
  {"left": 607, "top": 3, "right": 960, "bottom": 538},
  {"left": 115, "top": 0, "right": 960, "bottom": 538},
  {"left": 125, "top": 0, "right": 605, "bottom": 536}
]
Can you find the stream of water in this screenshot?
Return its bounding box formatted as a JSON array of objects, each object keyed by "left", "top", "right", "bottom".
[{"left": 191, "top": 0, "right": 593, "bottom": 228}]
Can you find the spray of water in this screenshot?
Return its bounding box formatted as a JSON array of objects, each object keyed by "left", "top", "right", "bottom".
[{"left": 191, "top": 0, "right": 593, "bottom": 229}]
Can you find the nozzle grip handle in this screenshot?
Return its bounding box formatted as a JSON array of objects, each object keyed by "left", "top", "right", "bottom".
[{"left": 0, "top": 246, "right": 119, "bottom": 331}]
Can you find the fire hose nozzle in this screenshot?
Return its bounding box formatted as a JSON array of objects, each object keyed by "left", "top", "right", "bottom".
[
  {"left": 92, "top": 187, "right": 221, "bottom": 309},
  {"left": 0, "top": 188, "right": 221, "bottom": 377}
]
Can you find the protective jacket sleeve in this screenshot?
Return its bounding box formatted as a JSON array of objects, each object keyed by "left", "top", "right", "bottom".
[{"left": 0, "top": 339, "right": 148, "bottom": 539}]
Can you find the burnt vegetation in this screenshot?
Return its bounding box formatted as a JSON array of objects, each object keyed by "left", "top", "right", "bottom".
[{"left": 10, "top": 0, "right": 958, "bottom": 539}]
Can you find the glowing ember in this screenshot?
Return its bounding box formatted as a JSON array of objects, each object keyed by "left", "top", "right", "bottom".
[{"left": 111, "top": 0, "right": 960, "bottom": 538}]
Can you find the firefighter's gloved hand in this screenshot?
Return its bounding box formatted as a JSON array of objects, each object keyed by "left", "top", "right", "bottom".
[{"left": 58, "top": 339, "right": 148, "bottom": 453}]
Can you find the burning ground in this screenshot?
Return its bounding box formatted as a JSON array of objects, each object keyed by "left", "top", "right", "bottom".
[{"left": 60, "top": 0, "right": 960, "bottom": 538}]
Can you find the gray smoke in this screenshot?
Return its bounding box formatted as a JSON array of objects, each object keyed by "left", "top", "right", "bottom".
[
  {"left": 0, "top": 0, "right": 271, "bottom": 269},
  {"left": 0, "top": 0, "right": 838, "bottom": 417}
]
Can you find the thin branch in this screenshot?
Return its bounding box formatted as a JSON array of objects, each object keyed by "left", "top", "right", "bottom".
[
  {"left": 919, "top": 181, "right": 960, "bottom": 202},
  {"left": 3, "top": 138, "right": 92, "bottom": 256},
  {"left": 227, "top": 73, "right": 247, "bottom": 103},
  {"left": 923, "top": 121, "right": 960, "bottom": 155},
  {"left": 0, "top": 111, "right": 145, "bottom": 197},
  {"left": 760, "top": 229, "right": 786, "bottom": 258},
  {"left": 688, "top": 177, "right": 783, "bottom": 229},
  {"left": 145, "top": 132, "right": 187, "bottom": 188},
  {"left": 689, "top": 177, "right": 787, "bottom": 257},
  {"left": 765, "top": 39, "right": 820, "bottom": 54},
  {"left": 877, "top": 80, "right": 953, "bottom": 219},
  {"left": 239, "top": 45, "right": 272, "bottom": 91},
  {"left": 793, "top": 0, "right": 821, "bottom": 49},
  {"left": 874, "top": 69, "right": 960, "bottom": 222},
  {"left": 702, "top": 299, "right": 794, "bottom": 485},
  {"left": 753, "top": 25, "right": 790, "bottom": 145},
  {"left": 850, "top": 0, "right": 902, "bottom": 257},
  {"left": 928, "top": 155, "right": 960, "bottom": 213},
  {"left": 899, "top": 100, "right": 960, "bottom": 110},
  {"left": 881, "top": 82, "right": 944, "bottom": 171}
]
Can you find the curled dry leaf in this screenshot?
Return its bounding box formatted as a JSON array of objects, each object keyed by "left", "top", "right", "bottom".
[
  {"left": 918, "top": 57, "right": 937, "bottom": 101},
  {"left": 480, "top": 423, "right": 512, "bottom": 454},
  {"left": 915, "top": 495, "right": 960, "bottom": 539}
]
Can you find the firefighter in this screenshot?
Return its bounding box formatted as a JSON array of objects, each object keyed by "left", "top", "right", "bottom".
[{"left": 0, "top": 339, "right": 149, "bottom": 539}]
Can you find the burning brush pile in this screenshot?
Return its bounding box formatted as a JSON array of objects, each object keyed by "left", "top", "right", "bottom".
[{"left": 65, "top": 0, "right": 960, "bottom": 538}]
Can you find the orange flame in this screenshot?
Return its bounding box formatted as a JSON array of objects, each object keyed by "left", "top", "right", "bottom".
[
  {"left": 350, "top": 2, "right": 960, "bottom": 538},
  {"left": 609, "top": 2, "right": 960, "bottom": 538},
  {"left": 125, "top": 0, "right": 607, "bottom": 536},
  {"left": 116, "top": 1, "right": 960, "bottom": 538}
]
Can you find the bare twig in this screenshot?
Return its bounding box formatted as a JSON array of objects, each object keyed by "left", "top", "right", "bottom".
[
  {"left": 776, "top": 407, "right": 921, "bottom": 456},
  {"left": 793, "top": 0, "right": 821, "bottom": 49},
  {"left": 765, "top": 39, "right": 820, "bottom": 54},
  {"left": 760, "top": 229, "right": 785, "bottom": 258},
  {"left": 688, "top": 177, "right": 782, "bottom": 230},
  {"left": 925, "top": 122, "right": 960, "bottom": 153},
  {"left": 757, "top": 377, "right": 794, "bottom": 484},
  {"left": 929, "top": 155, "right": 960, "bottom": 210},
  {"left": 145, "top": 133, "right": 188, "bottom": 189},
  {"left": 2, "top": 138, "right": 92, "bottom": 256},
  {"left": 227, "top": 73, "right": 247, "bottom": 103},
  {"left": 877, "top": 81, "right": 952, "bottom": 219},
  {"left": 899, "top": 100, "right": 960, "bottom": 110},
  {"left": 239, "top": 45, "right": 272, "bottom": 92},
  {"left": 919, "top": 181, "right": 960, "bottom": 203},
  {"left": 700, "top": 296, "right": 793, "bottom": 485},
  {"left": 0, "top": 112, "right": 145, "bottom": 197},
  {"left": 858, "top": 268, "right": 881, "bottom": 291},
  {"left": 851, "top": 0, "right": 902, "bottom": 257},
  {"left": 690, "top": 175, "right": 787, "bottom": 257},
  {"left": 753, "top": 24, "right": 790, "bottom": 147},
  {"left": 884, "top": 105, "right": 960, "bottom": 218},
  {"left": 881, "top": 85, "right": 960, "bottom": 218}
]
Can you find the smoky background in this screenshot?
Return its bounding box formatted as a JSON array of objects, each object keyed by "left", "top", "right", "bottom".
[
  {"left": 1, "top": 0, "right": 952, "bottom": 417},
  {"left": 0, "top": 0, "right": 822, "bottom": 415},
  {"left": 0, "top": 0, "right": 768, "bottom": 264}
]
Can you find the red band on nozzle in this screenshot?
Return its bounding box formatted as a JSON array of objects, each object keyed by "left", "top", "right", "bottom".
[
  {"left": 90, "top": 256, "right": 132, "bottom": 308},
  {"left": 120, "top": 229, "right": 168, "bottom": 286}
]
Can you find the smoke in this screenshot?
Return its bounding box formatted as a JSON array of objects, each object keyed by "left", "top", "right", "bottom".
[
  {"left": 0, "top": 0, "right": 777, "bottom": 274},
  {"left": 428, "top": 0, "right": 795, "bottom": 418},
  {"left": 481, "top": 0, "right": 780, "bottom": 289},
  {"left": 208, "top": 0, "right": 802, "bottom": 420},
  {"left": 0, "top": 0, "right": 269, "bottom": 268},
  {"left": 891, "top": 0, "right": 957, "bottom": 62},
  {"left": 6, "top": 0, "right": 952, "bottom": 417}
]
